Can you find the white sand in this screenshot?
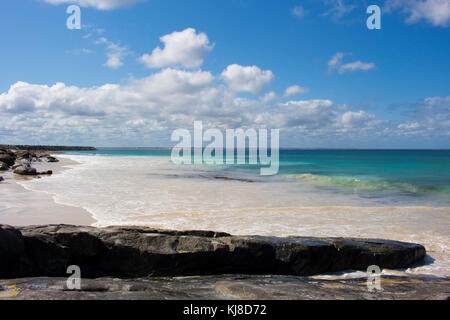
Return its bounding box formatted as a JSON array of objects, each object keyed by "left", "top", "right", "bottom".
[{"left": 0, "top": 157, "right": 95, "bottom": 226}]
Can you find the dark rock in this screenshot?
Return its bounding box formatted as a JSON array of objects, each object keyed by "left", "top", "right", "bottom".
[
  {"left": 13, "top": 165, "right": 37, "bottom": 176},
  {"left": 0, "top": 154, "right": 15, "bottom": 167},
  {"left": 0, "top": 225, "right": 427, "bottom": 279},
  {"left": 37, "top": 153, "right": 50, "bottom": 158},
  {"left": 13, "top": 150, "right": 32, "bottom": 160},
  {"left": 214, "top": 176, "right": 254, "bottom": 183},
  {"left": 45, "top": 156, "right": 59, "bottom": 163},
  {"left": 0, "top": 225, "right": 24, "bottom": 278},
  {"left": 0, "top": 149, "right": 15, "bottom": 157},
  {"left": 0, "top": 162, "right": 8, "bottom": 170},
  {"left": 19, "top": 233, "right": 70, "bottom": 276},
  {"left": 38, "top": 170, "right": 53, "bottom": 175}
]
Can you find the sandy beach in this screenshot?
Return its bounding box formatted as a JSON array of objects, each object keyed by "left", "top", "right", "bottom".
[{"left": 0, "top": 157, "right": 95, "bottom": 226}]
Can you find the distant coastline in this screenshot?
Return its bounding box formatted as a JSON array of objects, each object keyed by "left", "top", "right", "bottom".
[{"left": 1, "top": 145, "right": 96, "bottom": 151}]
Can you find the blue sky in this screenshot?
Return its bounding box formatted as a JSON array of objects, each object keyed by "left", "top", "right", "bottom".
[{"left": 0, "top": 0, "right": 449, "bottom": 148}]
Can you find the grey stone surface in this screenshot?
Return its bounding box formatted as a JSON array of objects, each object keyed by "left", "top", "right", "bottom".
[
  {"left": 1, "top": 224, "right": 426, "bottom": 279},
  {"left": 0, "top": 274, "right": 448, "bottom": 300}
]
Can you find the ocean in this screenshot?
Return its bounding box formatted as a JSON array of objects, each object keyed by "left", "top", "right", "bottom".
[
  {"left": 62, "top": 148, "right": 450, "bottom": 205},
  {"left": 17, "top": 148, "right": 450, "bottom": 276}
]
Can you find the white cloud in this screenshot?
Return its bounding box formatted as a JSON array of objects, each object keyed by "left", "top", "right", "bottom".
[
  {"left": 284, "top": 85, "right": 309, "bottom": 97},
  {"left": 328, "top": 52, "right": 375, "bottom": 74},
  {"left": 393, "top": 96, "right": 450, "bottom": 136},
  {"left": 139, "top": 28, "right": 214, "bottom": 69},
  {"left": 322, "top": 0, "right": 356, "bottom": 19},
  {"left": 338, "top": 61, "right": 376, "bottom": 73},
  {"left": 341, "top": 111, "right": 376, "bottom": 127},
  {"left": 328, "top": 52, "right": 345, "bottom": 69},
  {"left": 96, "top": 37, "right": 131, "bottom": 69},
  {"left": 221, "top": 64, "right": 274, "bottom": 94},
  {"left": 398, "top": 122, "right": 420, "bottom": 130},
  {"left": 1, "top": 75, "right": 448, "bottom": 146},
  {"left": 42, "top": 0, "right": 146, "bottom": 10},
  {"left": 260, "top": 91, "right": 277, "bottom": 103},
  {"left": 385, "top": 0, "right": 450, "bottom": 27}
]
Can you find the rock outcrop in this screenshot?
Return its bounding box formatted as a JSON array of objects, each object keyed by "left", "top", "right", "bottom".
[
  {"left": 0, "top": 162, "right": 8, "bottom": 170},
  {"left": 0, "top": 147, "right": 61, "bottom": 176},
  {"left": 0, "top": 154, "right": 15, "bottom": 167},
  {"left": 13, "top": 164, "right": 37, "bottom": 176},
  {"left": 0, "top": 224, "right": 426, "bottom": 279},
  {"left": 45, "top": 156, "right": 59, "bottom": 163}
]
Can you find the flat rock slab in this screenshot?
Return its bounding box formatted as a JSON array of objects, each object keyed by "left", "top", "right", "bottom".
[
  {"left": 0, "top": 224, "right": 427, "bottom": 279},
  {"left": 0, "top": 275, "right": 448, "bottom": 300}
]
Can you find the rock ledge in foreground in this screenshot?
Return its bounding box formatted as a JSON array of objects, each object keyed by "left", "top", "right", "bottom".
[
  {"left": 2, "top": 275, "right": 448, "bottom": 300},
  {"left": 0, "top": 224, "right": 426, "bottom": 279}
]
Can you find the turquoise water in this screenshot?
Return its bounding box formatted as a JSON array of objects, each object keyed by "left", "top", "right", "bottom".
[{"left": 67, "top": 148, "right": 450, "bottom": 205}]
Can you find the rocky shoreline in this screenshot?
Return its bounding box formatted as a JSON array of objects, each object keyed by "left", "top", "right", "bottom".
[
  {"left": 1, "top": 224, "right": 448, "bottom": 300},
  {"left": 0, "top": 146, "right": 62, "bottom": 178},
  {"left": 1, "top": 224, "right": 426, "bottom": 279}
]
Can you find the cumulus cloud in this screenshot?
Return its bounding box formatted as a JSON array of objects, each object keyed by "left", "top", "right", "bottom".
[
  {"left": 328, "top": 52, "right": 375, "bottom": 74},
  {"left": 0, "top": 72, "right": 388, "bottom": 146},
  {"left": 341, "top": 111, "right": 376, "bottom": 128},
  {"left": 42, "top": 0, "right": 146, "bottom": 10},
  {"left": 260, "top": 91, "right": 277, "bottom": 103},
  {"left": 139, "top": 28, "right": 214, "bottom": 69},
  {"left": 1, "top": 73, "right": 448, "bottom": 146},
  {"left": 385, "top": 0, "right": 450, "bottom": 27},
  {"left": 284, "top": 85, "right": 309, "bottom": 97},
  {"left": 221, "top": 64, "right": 274, "bottom": 94}
]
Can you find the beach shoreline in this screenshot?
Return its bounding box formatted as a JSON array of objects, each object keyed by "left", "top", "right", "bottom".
[
  {"left": 1, "top": 149, "right": 449, "bottom": 279},
  {"left": 0, "top": 156, "right": 95, "bottom": 226}
]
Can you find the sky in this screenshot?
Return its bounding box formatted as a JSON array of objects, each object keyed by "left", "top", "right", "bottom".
[{"left": 0, "top": 0, "right": 449, "bottom": 148}]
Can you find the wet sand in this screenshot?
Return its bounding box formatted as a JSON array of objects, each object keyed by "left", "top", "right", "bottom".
[{"left": 0, "top": 157, "right": 95, "bottom": 226}]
